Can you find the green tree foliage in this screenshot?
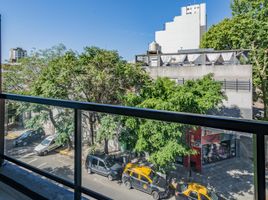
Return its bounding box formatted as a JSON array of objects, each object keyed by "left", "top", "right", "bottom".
[
  {"left": 231, "top": 0, "right": 268, "bottom": 18},
  {"left": 3, "top": 45, "right": 149, "bottom": 149},
  {"left": 32, "top": 46, "right": 149, "bottom": 149},
  {"left": 3, "top": 45, "right": 68, "bottom": 137},
  {"left": 121, "top": 75, "right": 225, "bottom": 169},
  {"left": 201, "top": 0, "right": 268, "bottom": 118}
]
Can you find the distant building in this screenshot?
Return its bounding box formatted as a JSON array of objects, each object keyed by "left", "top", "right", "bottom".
[
  {"left": 136, "top": 48, "right": 253, "bottom": 172},
  {"left": 9, "top": 47, "right": 27, "bottom": 63},
  {"left": 136, "top": 2, "right": 251, "bottom": 171},
  {"left": 155, "top": 3, "right": 206, "bottom": 53}
]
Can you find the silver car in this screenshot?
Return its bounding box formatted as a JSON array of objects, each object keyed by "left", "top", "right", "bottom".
[{"left": 34, "top": 135, "right": 61, "bottom": 156}]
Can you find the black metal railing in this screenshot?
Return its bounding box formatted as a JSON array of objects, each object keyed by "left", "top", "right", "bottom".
[
  {"left": 0, "top": 92, "right": 267, "bottom": 200},
  {"left": 177, "top": 79, "right": 251, "bottom": 92}
]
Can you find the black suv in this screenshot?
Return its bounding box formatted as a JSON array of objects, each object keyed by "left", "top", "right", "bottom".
[
  {"left": 85, "top": 154, "right": 123, "bottom": 181},
  {"left": 13, "top": 129, "right": 45, "bottom": 147}
]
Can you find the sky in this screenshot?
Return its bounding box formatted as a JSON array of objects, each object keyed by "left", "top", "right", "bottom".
[{"left": 0, "top": 0, "right": 232, "bottom": 62}]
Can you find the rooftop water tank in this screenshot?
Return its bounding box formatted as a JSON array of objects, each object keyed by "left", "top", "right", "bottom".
[{"left": 148, "top": 41, "right": 161, "bottom": 54}]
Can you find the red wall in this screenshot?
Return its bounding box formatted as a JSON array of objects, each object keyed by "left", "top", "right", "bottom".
[{"left": 183, "top": 127, "right": 202, "bottom": 172}]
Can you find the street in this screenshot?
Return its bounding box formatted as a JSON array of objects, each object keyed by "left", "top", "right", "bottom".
[
  {"left": 6, "top": 138, "right": 174, "bottom": 200},
  {"left": 5, "top": 133, "right": 260, "bottom": 200}
]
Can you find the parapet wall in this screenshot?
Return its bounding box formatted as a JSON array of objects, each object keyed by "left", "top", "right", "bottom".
[{"left": 145, "top": 64, "right": 253, "bottom": 119}]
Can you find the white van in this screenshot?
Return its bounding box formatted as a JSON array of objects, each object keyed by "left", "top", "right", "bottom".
[{"left": 34, "top": 135, "right": 61, "bottom": 156}]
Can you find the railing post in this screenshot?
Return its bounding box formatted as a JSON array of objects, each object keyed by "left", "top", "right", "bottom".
[
  {"left": 74, "top": 109, "right": 82, "bottom": 200},
  {"left": 0, "top": 99, "right": 4, "bottom": 166},
  {"left": 253, "top": 133, "right": 266, "bottom": 200},
  {"left": 0, "top": 14, "right": 5, "bottom": 167}
]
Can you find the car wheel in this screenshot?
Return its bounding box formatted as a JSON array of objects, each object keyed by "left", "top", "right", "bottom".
[
  {"left": 43, "top": 151, "right": 48, "bottom": 156},
  {"left": 108, "top": 174, "right": 113, "bottom": 181},
  {"left": 152, "top": 191, "right": 160, "bottom": 200},
  {"left": 124, "top": 181, "right": 131, "bottom": 189},
  {"left": 87, "top": 168, "right": 92, "bottom": 174}
]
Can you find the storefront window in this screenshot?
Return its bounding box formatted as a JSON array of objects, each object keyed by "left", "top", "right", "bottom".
[{"left": 202, "top": 135, "right": 236, "bottom": 165}]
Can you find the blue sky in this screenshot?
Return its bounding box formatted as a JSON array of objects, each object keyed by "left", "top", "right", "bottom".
[{"left": 0, "top": 0, "right": 231, "bottom": 62}]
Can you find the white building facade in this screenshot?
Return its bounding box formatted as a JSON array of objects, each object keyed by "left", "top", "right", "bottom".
[
  {"left": 155, "top": 3, "right": 206, "bottom": 53},
  {"left": 9, "top": 47, "right": 27, "bottom": 63}
]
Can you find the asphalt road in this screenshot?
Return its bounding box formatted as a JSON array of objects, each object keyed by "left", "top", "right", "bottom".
[{"left": 5, "top": 139, "right": 175, "bottom": 200}]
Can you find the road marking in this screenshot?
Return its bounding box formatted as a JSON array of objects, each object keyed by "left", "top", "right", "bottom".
[
  {"left": 57, "top": 159, "right": 70, "bottom": 166},
  {"left": 49, "top": 169, "right": 56, "bottom": 174},
  {"left": 21, "top": 152, "right": 35, "bottom": 159},
  {"left": 17, "top": 149, "right": 27, "bottom": 154},
  {"left": 27, "top": 158, "right": 37, "bottom": 164},
  {"left": 37, "top": 162, "right": 47, "bottom": 168}
]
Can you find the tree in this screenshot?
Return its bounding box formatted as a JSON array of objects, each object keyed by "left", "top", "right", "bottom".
[
  {"left": 122, "top": 75, "right": 225, "bottom": 170},
  {"left": 33, "top": 46, "right": 149, "bottom": 150},
  {"left": 4, "top": 45, "right": 150, "bottom": 150},
  {"left": 231, "top": 0, "right": 268, "bottom": 18},
  {"left": 201, "top": 1, "right": 268, "bottom": 118},
  {"left": 3, "top": 44, "right": 68, "bottom": 135},
  {"left": 96, "top": 115, "right": 119, "bottom": 154}
]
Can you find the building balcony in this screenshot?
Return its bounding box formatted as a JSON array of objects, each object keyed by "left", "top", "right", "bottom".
[
  {"left": 0, "top": 181, "right": 30, "bottom": 200},
  {"left": 0, "top": 93, "right": 268, "bottom": 200}
]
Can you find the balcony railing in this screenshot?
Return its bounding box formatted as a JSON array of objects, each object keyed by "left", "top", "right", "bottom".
[
  {"left": 176, "top": 79, "right": 251, "bottom": 92},
  {"left": 0, "top": 92, "right": 268, "bottom": 200}
]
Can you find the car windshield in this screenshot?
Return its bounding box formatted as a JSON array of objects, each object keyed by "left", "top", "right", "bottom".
[
  {"left": 208, "top": 191, "right": 218, "bottom": 200},
  {"left": 105, "top": 157, "right": 115, "bottom": 168},
  {"left": 41, "top": 138, "right": 51, "bottom": 146},
  {"left": 19, "top": 131, "right": 31, "bottom": 139}
]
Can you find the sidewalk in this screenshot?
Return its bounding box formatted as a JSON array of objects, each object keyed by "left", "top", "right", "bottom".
[
  {"left": 169, "top": 158, "right": 254, "bottom": 200},
  {"left": 5, "top": 130, "right": 25, "bottom": 140},
  {"left": 56, "top": 148, "right": 74, "bottom": 158}
]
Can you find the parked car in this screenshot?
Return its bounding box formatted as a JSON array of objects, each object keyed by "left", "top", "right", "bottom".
[
  {"left": 85, "top": 154, "right": 123, "bottom": 181},
  {"left": 13, "top": 129, "right": 45, "bottom": 147},
  {"left": 122, "top": 163, "right": 170, "bottom": 200},
  {"left": 34, "top": 135, "right": 61, "bottom": 156},
  {"left": 175, "top": 182, "right": 223, "bottom": 200}
]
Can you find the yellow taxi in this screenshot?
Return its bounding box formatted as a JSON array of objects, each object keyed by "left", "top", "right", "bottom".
[
  {"left": 122, "top": 163, "right": 170, "bottom": 200},
  {"left": 175, "top": 182, "right": 222, "bottom": 200}
]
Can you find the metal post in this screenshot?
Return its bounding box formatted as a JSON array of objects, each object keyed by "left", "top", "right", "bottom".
[
  {"left": 157, "top": 54, "right": 161, "bottom": 67},
  {"left": 253, "top": 133, "right": 266, "bottom": 200},
  {"left": 74, "top": 109, "right": 82, "bottom": 200},
  {"left": 0, "top": 14, "right": 5, "bottom": 167}
]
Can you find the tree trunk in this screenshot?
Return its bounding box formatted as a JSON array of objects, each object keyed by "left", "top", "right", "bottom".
[
  {"left": 104, "top": 138, "right": 109, "bottom": 154},
  {"left": 89, "top": 121, "right": 94, "bottom": 145},
  {"left": 89, "top": 113, "right": 98, "bottom": 145},
  {"left": 48, "top": 109, "right": 57, "bottom": 128},
  {"left": 67, "top": 136, "right": 72, "bottom": 150},
  {"left": 261, "top": 80, "right": 268, "bottom": 119}
]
